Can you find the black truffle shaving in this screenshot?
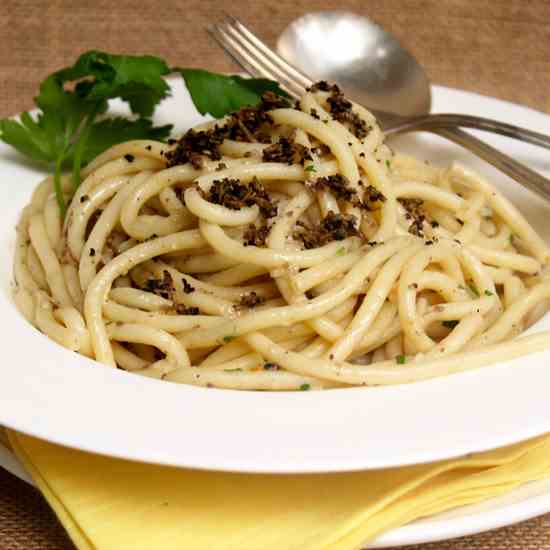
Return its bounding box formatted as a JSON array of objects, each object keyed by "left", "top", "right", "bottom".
[
  {"left": 238, "top": 291, "right": 266, "bottom": 309},
  {"left": 399, "top": 198, "right": 426, "bottom": 237},
  {"left": 309, "top": 81, "right": 372, "bottom": 139},
  {"left": 164, "top": 127, "right": 225, "bottom": 168},
  {"left": 243, "top": 223, "right": 270, "bottom": 247},
  {"left": 145, "top": 270, "right": 175, "bottom": 300},
  {"left": 294, "top": 211, "right": 359, "bottom": 249},
  {"left": 309, "top": 175, "right": 361, "bottom": 207},
  {"left": 262, "top": 137, "right": 312, "bottom": 165},
  {"left": 200, "top": 177, "right": 277, "bottom": 218},
  {"left": 164, "top": 92, "right": 291, "bottom": 168}
]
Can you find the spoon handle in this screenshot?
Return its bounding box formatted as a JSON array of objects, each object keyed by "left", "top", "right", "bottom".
[
  {"left": 431, "top": 127, "right": 550, "bottom": 202},
  {"left": 385, "top": 114, "right": 550, "bottom": 152}
]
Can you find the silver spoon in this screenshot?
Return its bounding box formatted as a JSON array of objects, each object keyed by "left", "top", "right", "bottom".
[
  {"left": 278, "top": 11, "right": 431, "bottom": 119},
  {"left": 277, "top": 11, "right": 550, "bottom": 148}
]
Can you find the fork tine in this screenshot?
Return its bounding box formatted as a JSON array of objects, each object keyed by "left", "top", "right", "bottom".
[
  {"left": 210, "top": 24, "right": 300, "bottom": 98},
  {"left": 210, "top": 23, "right": 304, "bottom": 98},
  {"left": 207, "top": 25, "right": 268, "bottom": 85},
  {"left": 223, "top": 15, "right": 313, "bottom": 90},
  {"left": 218, "top": 23, "right": 304, "bottom": 97}
]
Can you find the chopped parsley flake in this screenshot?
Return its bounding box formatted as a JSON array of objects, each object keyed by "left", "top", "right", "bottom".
[
  {"left": 224, "top": 368, "right": 243, "bottom": 372},
  {"left": 442, "top": 320, "right": 459, "bottom": 329},
  {"left": 467, "top": 283, "right": 480, "bottom": 297},
  {"left": 396, "top": 354, "right": 406, "bottom": 365},
  {"left": 385, "top": 159, "right": 391, "bottom": 170},
  {"left": 336, "top": 246, "right": 346, "bottom": 256},
  {"left": 304, "top": 165, "right": 316, "bottom": 173},
  {"left": 223, "top": 335, "right": 235, "bottom": 343},
  {"left": 299, "top": 383, "right": 311, "bottom": 391},
  {"left": 484, "top": 289, "right": 494, "bottom": 296}
]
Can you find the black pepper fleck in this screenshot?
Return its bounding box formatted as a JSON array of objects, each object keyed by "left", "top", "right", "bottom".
[
  {"left": 263, "top": 362, "right": 280, "bottom": 370},
  {"left": 181, "top": 277, "right": 195, "bottom": 294}
]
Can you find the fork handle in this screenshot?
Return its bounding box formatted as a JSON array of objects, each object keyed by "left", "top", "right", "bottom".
[
  {"left": 385, "top": 113, "right": 550, "bottom": 152},
  {"left": 430, "top": 127, "right": 550, "bottom": 202}
]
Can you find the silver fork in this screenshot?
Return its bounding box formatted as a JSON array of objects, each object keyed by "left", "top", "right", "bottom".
[{"left": 209, "top": 16, "right": 550, "bottom": 202}]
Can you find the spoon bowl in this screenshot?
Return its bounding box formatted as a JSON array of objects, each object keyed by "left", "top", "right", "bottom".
[{"left": 277, "top": 11, "right": 431, "bottom": 118}]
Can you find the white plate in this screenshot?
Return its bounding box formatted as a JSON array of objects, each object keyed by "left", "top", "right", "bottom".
[
  {"left": 2, "top": 442, "right": 550, "bottom": 548},
  {"left": 1, "top": 78, "right": 550, "bottom": 474}
]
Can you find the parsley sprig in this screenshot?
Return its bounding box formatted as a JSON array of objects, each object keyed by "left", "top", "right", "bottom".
[
  {"left": 0, "top": 52, "right": 288, "bottom": 216},
  {"left": 0, "top": 51, "right": 175, "bottom": 215}
]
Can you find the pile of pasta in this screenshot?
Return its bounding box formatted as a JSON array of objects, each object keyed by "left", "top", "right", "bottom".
[{"left": 14, "top": 84, "right": 550, "bottom": 390}]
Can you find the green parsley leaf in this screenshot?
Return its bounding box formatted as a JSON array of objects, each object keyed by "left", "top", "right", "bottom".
[
  {"left": 76, "top": 118, "right": 171, "bottom": 166},
  {"left": 57, "top": 50, "right": 171, "bottom": 117},
  {"left": 299, "top": 383, "right": 311, "bottom": 391},
  {"left": 36, "top": 74, "right": 102, "bottom": 140},
  {"left": 0, "top": 115, "right": 59, "bottom": 164},
  {"left": 385, "top": 159, "right": 391, "bottom": 170},
  {"left": 442, "top": 320, "right": 459, "bottom": 329},
  {"left": 0, "top": 76, "right": 99, "bottom": 214},
  {"left": 223, "top": 335, "right": 235, "bottom": 344},
  {"left": 509, "top": 233, "right": 515, "bottom": 244},
  {"left": 484, "top": 289, "right": 494, "bottom": 296},
  {"left": 224, "top": 368, "right": 243, "bottom": 372},
  {"left": 304, "top": 165, "right": 316, "bottom": 173},
  {"left": 177, "top": 68, "right": 289, "bottom": 118},
  {"left": 396, "top": 354, "right": 406, "bottom": 364},
  {"left": 0, "top": 73, "right": 99, "bottom": 168}
]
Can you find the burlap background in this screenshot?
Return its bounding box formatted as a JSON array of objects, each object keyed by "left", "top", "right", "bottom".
[{"left": 1, "top": 0, "right": 550, "bottom": 547}]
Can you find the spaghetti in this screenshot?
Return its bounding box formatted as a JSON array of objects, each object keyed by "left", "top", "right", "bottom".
[{"left": 13, "top": 83, "right": 550, "bottom": 390}]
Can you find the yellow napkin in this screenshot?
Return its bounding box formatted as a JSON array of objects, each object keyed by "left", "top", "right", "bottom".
[{"left": 6, "top": 430, "right": 550, "bottom": 550}]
